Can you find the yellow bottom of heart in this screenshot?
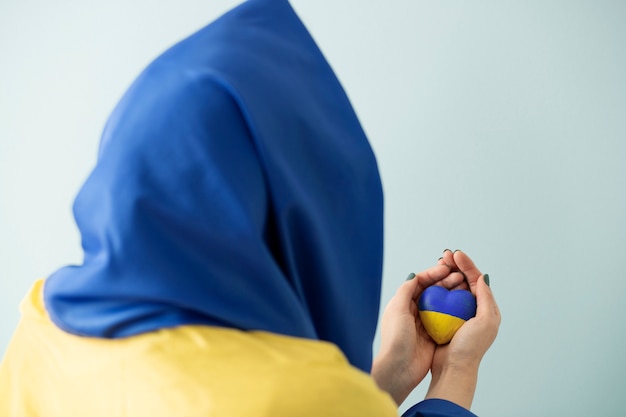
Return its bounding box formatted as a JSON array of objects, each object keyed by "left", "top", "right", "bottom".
[{"left": 419, "top": 310, "right": 467, "bottom": 345}]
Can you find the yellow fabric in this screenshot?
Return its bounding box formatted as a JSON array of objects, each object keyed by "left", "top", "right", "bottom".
[
  {"left": 0, "top": 280, "right": 397, "bottom": 417},
  {"left": 418, "top": 310, "right": 467, "bottom": 345}
]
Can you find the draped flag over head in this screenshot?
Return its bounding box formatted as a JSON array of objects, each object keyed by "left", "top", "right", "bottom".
[{"left": 44, "top": 0, "right": 384, "bottom": 372}]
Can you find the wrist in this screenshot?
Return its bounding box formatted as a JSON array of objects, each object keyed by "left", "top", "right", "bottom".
[
  {"left": 426, "top": 362, "right": 479, "bottom": 410},
  {"left": 432, "top": 357, "right": 481, "bottom": 380},
  {"left": 371, "top": 353, "right": 412, "bottom": 407}
]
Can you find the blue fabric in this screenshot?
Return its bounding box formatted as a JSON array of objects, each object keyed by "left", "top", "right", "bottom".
[
  {"left": 402, "top": 399, "right": 478, "bottom": 417},
  {"left": 44, "top": 0, "right": 384, "bottom": 373}
]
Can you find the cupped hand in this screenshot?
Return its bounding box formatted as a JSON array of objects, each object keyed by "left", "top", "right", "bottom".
[
  {"left": 421, "top": 250, "right": 501, "bottom": 410},
  {"left": 433, "top": 250, "right": 500, "bottom": 370},
  {"left": 371, "top": 263, "right": 466, "bottom": 405}
]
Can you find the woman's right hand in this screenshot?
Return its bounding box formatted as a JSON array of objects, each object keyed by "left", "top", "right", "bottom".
[{"left": 426, "top": 250, "right": 501, "bottom": 410}]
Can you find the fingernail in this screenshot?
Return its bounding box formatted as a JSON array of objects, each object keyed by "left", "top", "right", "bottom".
[
  {"left": 454, "top": 249, "right": 462, "bottom": 253},
  {"left": 437, "top": 257, "right": 443, "bottom": 261},
  {"left": 483, "top": 274, "right": 490, "bottom": 287},
  {"left": 406, "top": 272, "right": 416, "bottom": 281},
  {"left": 443, "top": 248, "right": 452, "bottom": 253}
]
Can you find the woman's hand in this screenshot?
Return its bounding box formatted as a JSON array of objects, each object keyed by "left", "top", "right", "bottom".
[
  {"left": 426, "top": 250, "right": 501, "bottom": 410},
  {"left": 371, "top": 263, "right": 466, "bottom": 406}
]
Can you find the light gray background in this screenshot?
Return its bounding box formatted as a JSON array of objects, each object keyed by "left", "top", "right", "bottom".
[{"left": 1, "top": 1, "right": 625, "bottom": 416}]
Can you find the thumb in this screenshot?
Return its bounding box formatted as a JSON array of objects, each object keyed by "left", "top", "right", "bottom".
[{"left": 475, "top": 275, "right": 500, "bottom": 324}]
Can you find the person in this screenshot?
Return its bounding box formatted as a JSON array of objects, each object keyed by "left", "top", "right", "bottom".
[{"left": 0, "top": 0, "right": 500, "bottom": 415}]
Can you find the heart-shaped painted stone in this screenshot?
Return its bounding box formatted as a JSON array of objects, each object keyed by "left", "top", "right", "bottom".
[{"left": 418, "top": 286, "right": 477, "bottom": 345}]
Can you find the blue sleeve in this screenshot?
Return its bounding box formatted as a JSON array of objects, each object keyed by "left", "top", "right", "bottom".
[{"left": 401, "top": 399, "right": 478, "bottom": 417}]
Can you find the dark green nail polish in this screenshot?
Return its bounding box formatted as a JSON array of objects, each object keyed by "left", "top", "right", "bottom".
[
  {"left": 484, "top": 274, "right": 490, "bottom": 287},
  {"left": 454, "top": 249, "right": 461, "bottom": 253},
  {"left": 438, "top": 257, "right": 443, "bottom": 261},
  {"left": 443, "top": 248, "right": 452, "bottom": 253},
  {"left": 406, "top": 272, "right": 416, "bottom": 281}
]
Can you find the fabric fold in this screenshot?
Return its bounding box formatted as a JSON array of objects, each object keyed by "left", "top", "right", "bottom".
[{"left": 44, "top": 0, "right": 384, "bottom": 372}]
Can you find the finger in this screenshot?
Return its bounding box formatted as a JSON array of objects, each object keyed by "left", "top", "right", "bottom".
[
  {"left": 441, "top": 249, "right": 469, "bottom": 284},
  {"left": 441, "top": 249, "right": 456, "bottom": 269},
  {"left": 475, "top": 275, "right": 501, "bottom": 326},
  {"left": 452, "top": 250, "right": 482, "bottom": 295},
  {"left": 390, "top": 276, "right": 421, "bottom": 313},
  {"left": 450, "top": 281, "right": 470, "bottom": 291},
  {"left": 436, "top": 271, "right": 466, "bottom": 289},
  {"left": 390, "top": 265, "right": 449, "bottom": 313},
  {"left": 412, "top": 264, "right": 452, "bottom": 300}
]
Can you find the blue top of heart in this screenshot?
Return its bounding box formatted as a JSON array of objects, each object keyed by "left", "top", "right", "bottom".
[{"left": 418, "top": 286, "right": 477, "bottom": 321}]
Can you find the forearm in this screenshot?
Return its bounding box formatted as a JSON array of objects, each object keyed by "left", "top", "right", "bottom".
[{"left": 425, "top": 364, "right": 479, "bottom": 410}]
